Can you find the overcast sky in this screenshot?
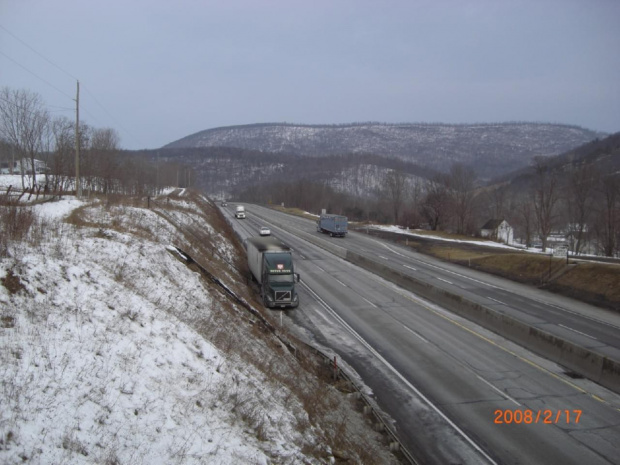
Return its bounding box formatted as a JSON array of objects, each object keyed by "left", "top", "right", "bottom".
[{"left": 1, "top": 0, "right": 619, "bottom": 150}]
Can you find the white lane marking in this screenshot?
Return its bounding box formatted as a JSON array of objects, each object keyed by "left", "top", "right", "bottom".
[
  {"left": 476, "top": 375, "right": 521, "bottom": 406},
  {"left": 349, "top": 223, "right": 619, "bottom": 332},
  {"left": 558, "top": 324, "right": 598, "bottom": 340},
  {"left": 362, "top": 297, "right": 378, "bottom": 308},
  {"left": 376, "top": 240, "right": 407, "bottom": 257},
  {"left": 378, "top": 255, "right": 389, "bottom": 260},
  {"left": 314, "top": 264, "right": 326, "bottom": 272},
  {"left": 403, "top": 325, "right": 428, "bottom": 343},
  {"left": 405, "top": 255, "right": 620, "bottom": 331},
  {"left": 300, "top": 281, "right": 498, "bottom": 465},
  {"left": 437, "top": 277, "right": 453, "bottom": 285},
  {"left": 336, "top": 279, "right": 347, "bottom": 287},
  {"left": 487, "top": 297, "right": 507, "bottom": 306},
  {"left": 403, "top": 264, "right": 417, "bottom": 271},
  {"left": 410, "top": 257, "right": 502, "bottom": 290},
  {"left": 252, "top": 205, "right": 619, "bottom": 352},
  {"left": 530, "top": 297, "right": 620, "bottom": 331}
]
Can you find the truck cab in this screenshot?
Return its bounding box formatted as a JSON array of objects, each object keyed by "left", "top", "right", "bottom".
[
  {"left": 246, "top": 237, "right": 300, "bottom": 309},
  {"left": 261, "top": 251, "right": 299, "bottom": 309},
  {"left": 235, "top": 205, "right": 246, "bottom": 219}
]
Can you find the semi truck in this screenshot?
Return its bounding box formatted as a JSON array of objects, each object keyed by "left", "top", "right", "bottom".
[
  {"left": 246, "top": 237, "right": 300, "bottom": 309},
  {"left": 235, "top": 205, "right": 246, "bottom": 219},
  {"left": 317, "top": 214, "right": 348, "bottom": 237}
]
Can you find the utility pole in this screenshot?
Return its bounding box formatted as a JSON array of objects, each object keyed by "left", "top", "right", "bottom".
[{"left": 74, "top": 80, "right": 81, "bottom": 198}]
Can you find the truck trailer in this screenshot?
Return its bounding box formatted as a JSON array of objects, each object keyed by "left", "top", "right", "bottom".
[
  {"left": 246, "top": 237, "right": 300, "bottom": 309},
  {"left": 235, "top": 205, "right": 246, "bottom": 219},
  {"left": 317, "top": 214, "right": 348, "bottom": 237}
]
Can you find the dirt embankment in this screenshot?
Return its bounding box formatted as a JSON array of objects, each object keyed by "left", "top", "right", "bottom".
[{"left": 358, "top": 228, "right": 620, "bottom": 313}]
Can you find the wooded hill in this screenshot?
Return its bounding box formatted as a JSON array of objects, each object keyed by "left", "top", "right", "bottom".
[{"left": 164, "top": 122, "right": 604, "bottom": 180}]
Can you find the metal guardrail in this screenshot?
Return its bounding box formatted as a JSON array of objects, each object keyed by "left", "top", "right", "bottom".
[
  {"left": 158, "top": 200, "right": 417, "bottom": 464},
  {"left": 215, "top": 203, "right": 418, "bottom": 464},
  {"left": 168, "top": 240, "right": 418, "bottom": 465}
]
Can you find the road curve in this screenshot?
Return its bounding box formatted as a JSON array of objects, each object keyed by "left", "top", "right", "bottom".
[{"left": 223, "top": 203, "right": 620, "bottom": 465}]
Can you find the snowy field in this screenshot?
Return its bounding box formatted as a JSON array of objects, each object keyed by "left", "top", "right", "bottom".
[
  {"left": 367, "top": 224, "right": 571, "bottom": 255},
  {"left": 370, "top": 225, "right": 519, "bottom": 249},
  {"left": 1, "top": 193, "right": 395, "bottom": 464}
]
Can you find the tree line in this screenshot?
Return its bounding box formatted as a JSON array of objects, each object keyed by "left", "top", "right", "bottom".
[
  {"left": 0, "top": 87, "right": 167, "bottom": 198},
  {"left": 237, "top": 151, "right": 619, "bottom": 257}
]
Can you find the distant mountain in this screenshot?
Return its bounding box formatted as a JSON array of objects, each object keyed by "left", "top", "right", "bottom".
[
  {"left": 486, "top": 131, "right": 620, "bottom": 192},
  {"left": 164, "top": 122, "right": 606, "bottom": 179},
  {"left": 139, "top": 147, "right": 433, "bottom": 200}
]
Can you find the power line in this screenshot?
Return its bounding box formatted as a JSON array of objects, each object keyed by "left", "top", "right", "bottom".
[
  {"left": 81, "top": 83, "right": 139, "bottom": 145},
  {"left": 0, "top": 22, "right": 77, "bottom": 81},
  {"left": 0, "top": 23, "right": 140, "bottom": 147},
  {"left": 0, "top": 51, "right": 74, "bottom": 100}
]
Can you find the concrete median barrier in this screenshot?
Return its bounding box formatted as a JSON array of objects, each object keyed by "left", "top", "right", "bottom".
[
  {"left": 345, "top": 249, "right": 620, "bottom": 394},
  {"left": 248, "top": 206, "right": 620, "bottom": 394}
]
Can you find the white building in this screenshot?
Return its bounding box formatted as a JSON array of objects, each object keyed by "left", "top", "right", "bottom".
[
  {"left": 480, "top": 219, "right": 514, "bottom": 244},
  {"left": 0, "top": 158, "right": 48, "bottom": 175}
]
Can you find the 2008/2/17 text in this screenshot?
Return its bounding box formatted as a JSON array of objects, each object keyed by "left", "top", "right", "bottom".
[{"left": 494, "top": 409, "right": 582, "bottom": 424}]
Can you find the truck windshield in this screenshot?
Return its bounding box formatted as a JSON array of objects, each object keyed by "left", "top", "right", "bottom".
[{"left": 268, "top": 274, "right": 294, "bottom": 284}]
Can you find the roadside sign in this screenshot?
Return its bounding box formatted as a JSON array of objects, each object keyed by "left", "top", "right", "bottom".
[{"left": 553, "top": 245, "right": 568, "bottom": 258}]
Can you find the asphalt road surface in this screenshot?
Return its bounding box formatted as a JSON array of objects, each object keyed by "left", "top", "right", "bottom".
[{"left": 223, "top": 203, "right": 620, "bottom": 465}]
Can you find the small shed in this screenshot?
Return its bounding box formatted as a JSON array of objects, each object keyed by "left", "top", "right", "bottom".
[{"left": 480, "top": 219, "right": 513, "bottom": 244}]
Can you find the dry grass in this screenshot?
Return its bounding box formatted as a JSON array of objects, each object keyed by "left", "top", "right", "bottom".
[
  {"left": 105, "top": 190, "right": 398, "bottom": 463},
  {"left": 361, "top": 227, "right": 620, "bottom": 312},
  {"left": 550, "top": 263, "right": 620, "bottom": 310},
  {"left": 429, "top": 242, "right": 619, "bottom": 312},
  {"left": 271, "top": 205, "right": 319, "bottom": 221},
  {"left": 0, "top": 205, "right": 37, "bottom": 257},
  {"left": 462, "top": 253, "right": 568, "bottom": 283},
  {"left": 0, "top": 190, "right": 400, "bottom": 463}
]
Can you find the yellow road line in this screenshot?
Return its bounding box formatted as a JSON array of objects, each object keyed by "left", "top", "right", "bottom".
[{"left": 389, "top": 284, "right": 620, "bottom": 411}]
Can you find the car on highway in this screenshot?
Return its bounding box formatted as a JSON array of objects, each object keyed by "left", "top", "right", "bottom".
[{"left": 259, "top": 226, "right": 271, "bottom": 236}]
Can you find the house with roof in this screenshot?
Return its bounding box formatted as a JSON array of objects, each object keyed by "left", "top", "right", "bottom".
[
  {"left": 480, "top": 219, "right": 514, "bottom": 244},
  {"left": 0, "top": 158, "right": 48, "bottom": 175}
]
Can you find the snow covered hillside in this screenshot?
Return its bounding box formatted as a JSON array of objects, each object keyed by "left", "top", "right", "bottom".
[
  {"left": 0, "top": 190, "right": 396, "bottom": 464},
  {"left": 163, "top": 122, "right": 604, "bottom": 179}
]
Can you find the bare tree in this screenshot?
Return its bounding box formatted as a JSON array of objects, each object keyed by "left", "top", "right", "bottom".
[
  {"left": 383, "top": 169, "right": 407, "bottom": 224},
  {"left": 401, "top": 177, "right": 423, "bottom": 228},
  {"left": 531, "top": 160, "right": 559, "bottom": 252},
  {"left": 596, "top": 175, "right": 619, "bottom": 257},
  {"left": 566, "top": 164, "right": 597, "bottom": 255},
  {"left": 514, "top": 197, "right": 534, "bottom": 247},
  {"left": 484, "top": 185, "right": 508, "bottom": 221},
  {"left": 49, "top": 116, "right": 75, "bottom": 192},
  {"left": 421, "top": 175, "right": 450, "bottom": 231},
  {"left": 89, "top": 128, "right": 120, "bottom": 195},
  {"left": 0, "top": 87, "right": 49, "bottom": 189},
  {"left": 447, "top": 163, "right": 477, "bottom": 234}
]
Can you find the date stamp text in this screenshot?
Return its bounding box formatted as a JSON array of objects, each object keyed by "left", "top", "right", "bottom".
[{"left": 494, "top": 409, "right": 582, "bottom": 424}]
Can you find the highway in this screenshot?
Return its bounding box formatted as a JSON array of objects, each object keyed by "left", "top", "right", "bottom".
[
  {"left": 222, "top": 203, "right": 620, "bottom": 465},
  {"left": 249, "top": 205, "right": 620, "bottom": 357}
]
